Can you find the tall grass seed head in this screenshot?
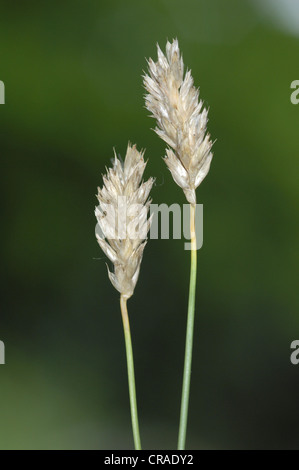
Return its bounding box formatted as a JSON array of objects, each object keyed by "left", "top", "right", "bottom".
[{"left": 143, "top": 39, "right": 213, "bottom": 204}]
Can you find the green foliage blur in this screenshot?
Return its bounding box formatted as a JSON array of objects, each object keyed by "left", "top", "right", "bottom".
[{"left": 1, "top": 0, "right": 299, "bottom": 449}]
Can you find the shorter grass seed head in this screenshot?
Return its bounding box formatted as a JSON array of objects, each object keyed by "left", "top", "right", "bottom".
[{"left": 95, "top": 143, "right": 154, "bottom": 299}]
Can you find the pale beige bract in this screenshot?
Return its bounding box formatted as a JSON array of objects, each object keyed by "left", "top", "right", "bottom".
[
  {"left": 143, "top": 39, "right": 213, "bottom": 204},
  {"left": 95, "top": 144, "right": 153, "bottom": 299}
]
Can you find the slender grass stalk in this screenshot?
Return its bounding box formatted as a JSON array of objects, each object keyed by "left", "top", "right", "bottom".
[
  {"left": 95, "top": 144, "right": 154, "bottom": 449},
  {"left": 144, "top": 40, "right": 214, "bottom": 449},
  {"left": 178, "top": 203, "right": 197, "bottom": 450},
  {"left": 120, "top": 295, "right": 141, "bottom": 450}
]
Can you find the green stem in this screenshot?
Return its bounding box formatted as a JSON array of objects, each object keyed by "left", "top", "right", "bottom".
[
  {"left": 178, "top": 203, "right": 197, "bottom": 450},
  {"left": 120, "top": 294, "right": 142, "bottom": 450}
]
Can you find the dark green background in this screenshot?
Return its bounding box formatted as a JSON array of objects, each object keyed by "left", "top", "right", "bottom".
[{"left": 1, "top": 0, "right": 299, "bottom": 449}]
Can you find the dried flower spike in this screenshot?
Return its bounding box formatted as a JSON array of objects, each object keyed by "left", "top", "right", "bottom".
[
  {"left": 144, "top": 40, "right": 215, "bottom": 449},
  {"left": 143, "top": 39, "right": 213, "bottom": 204},
  {"left": 95, "top": 143, "right": 154, "bottom": 449},
  {"left": 95, "top": 143, "right": 154, "bottom": 299}
]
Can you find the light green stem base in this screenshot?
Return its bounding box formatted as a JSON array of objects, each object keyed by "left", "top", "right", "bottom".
[
  {"left": 178, "top": 203, "right": 197, "bottom": 450},
  {"left": 120, "top": 295, "right": 142, "bottom": 450}
]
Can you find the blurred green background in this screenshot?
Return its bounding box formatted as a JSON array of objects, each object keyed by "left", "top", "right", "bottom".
[{"left": 1, "top": 0, "right": 299, "bottom": 449}]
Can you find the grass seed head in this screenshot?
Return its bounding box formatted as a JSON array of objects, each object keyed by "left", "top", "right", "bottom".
[
  {"left": 143, "top": 39, "right": 213, "bottom": 204},
  {"left": 95, "top": 143, "right": 154, "bottom": 299}
]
